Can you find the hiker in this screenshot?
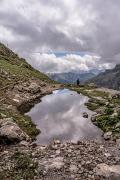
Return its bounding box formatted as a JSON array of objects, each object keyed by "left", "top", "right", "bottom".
[{"left": 77, "top": 78, "right": 80, "bottom": 86}]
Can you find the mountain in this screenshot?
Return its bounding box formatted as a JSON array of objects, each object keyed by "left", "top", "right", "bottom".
[
  {"left": 87, "top": 64, "right": 120, "bottom": 90},
  {"left": 48, "top": 71, "right": 101, "bottom": 84}
]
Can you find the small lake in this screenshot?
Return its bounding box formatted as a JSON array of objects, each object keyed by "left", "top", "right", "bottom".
[{"left": 26, "top": 89, "right": 103, "bottom": 144}]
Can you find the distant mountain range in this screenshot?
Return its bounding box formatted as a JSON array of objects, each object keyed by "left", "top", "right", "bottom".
[
  {"left": 48, "top": 70, "right": 102, "bottom": 84},
  {"left": 87, "top": 64, "right": 120, "bottom": 90}
]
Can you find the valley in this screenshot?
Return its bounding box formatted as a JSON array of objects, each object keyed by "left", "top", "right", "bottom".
[{"left": 0, "top": 43, "right": 120, "bottom": 180}]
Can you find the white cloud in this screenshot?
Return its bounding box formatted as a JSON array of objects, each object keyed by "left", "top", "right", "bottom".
[
  {"left": 28, "top": 53, "right": 113, "bottom": 73},
  {"left": 0, "top": 0, "right": 120, "bottom": 72}
]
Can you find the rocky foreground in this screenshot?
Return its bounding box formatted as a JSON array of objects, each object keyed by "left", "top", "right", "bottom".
[{"left": 0, "top": 139, "right": 120, "bottom": 180}]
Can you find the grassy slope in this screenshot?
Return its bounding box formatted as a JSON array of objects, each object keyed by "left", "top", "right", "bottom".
[
  {"left": 0, "top": 44, "right": 53, "bottom": 84},
  {"left": 0, "top": 43, "right": 54, "bottom": 138}
]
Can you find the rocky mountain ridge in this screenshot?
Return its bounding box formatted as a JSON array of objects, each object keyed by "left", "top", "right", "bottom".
[
  {"left": 48, "top": 70, "right": 102, "bottom": 84},
  {"left": 87, "top": 64, "right": 120, "bottom": 90}
]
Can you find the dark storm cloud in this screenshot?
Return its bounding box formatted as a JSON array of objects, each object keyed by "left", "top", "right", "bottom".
[{"left": 0, "top": 0, "right": 120, "bottom": 71}]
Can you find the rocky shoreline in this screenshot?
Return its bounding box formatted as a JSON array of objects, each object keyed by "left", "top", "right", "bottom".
[{"left": 0, "top": 76, "right": 61, "bottom": 143}]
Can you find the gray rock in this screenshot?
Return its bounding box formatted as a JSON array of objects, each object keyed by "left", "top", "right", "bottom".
[
  {"left": 115, "top": 122, "right": 120, "bottom": 128},
  {"left": 0, "top": 118, "right": 29, "bottom": 143},
  {"left": 28, "top": 82, "right": 41, "bottom": 94},
  {"left": 91, "top": 114, "right": 97, "bottom": 122},
  {"left": 83, "top": 112, "right": 88, "bottom": 118},
  {"left": 104, "top": 131, "right": 112, "bottom": 140},
  {"left": 19, "top": 140, "right": 29, "bottom": 147},
  {"left": 0, "top": 113, "right": 7, "bottom": 118},
  {"left": 95, "top": 163, "right": 120, "bottom": 180},
  {"left": 69, "top": 164, "right": 78, "bottom": 173},
  {"left": 116, "top": 139, "right": 120, "bottom": 147}
]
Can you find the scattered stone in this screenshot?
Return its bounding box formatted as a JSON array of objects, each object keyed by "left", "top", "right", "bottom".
[
  {"left": 115, "top": 122, "right": 120, "bottom": 128},
  {"left": 83, "top": 112, "right": 88, "bottom": 118},
  {"left": 0, "top": 140, "right": 120, "bottom": 179},
  {"left": 69, "top": 164, "right": 78, "bottom": 173},
  {"left": 95, "top": 163, "right": 120, "bottom": 179},
  {"left": 28, "top": 82, "right": 41, "bottom": 94},
  {"left": 19, "top": 140, "right": 29, "bottom": 147},
  {"left": 0, "top": 113, "right": 7, "bottom": 118},
  {"left": 43, "top": 157, "right": 64, "bottom": 170},
  {"left": 116, "top": 139, "right": 120, "bottom": 147},
  {"left": 91, "top": 114, "right": 97, "bottom": 122},
  {"left": 104, "top": 131, "right": 112, "bottom": 140}
]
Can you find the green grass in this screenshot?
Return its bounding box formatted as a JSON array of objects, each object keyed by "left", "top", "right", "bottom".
[
  {"left": 70, "top": 86, "right": 109, "bottom": 99},
  {"left": 104, "top": 107, "right": 114, "bottom": 115},
  {"left": 96, "top": 115, "right": 120, "bottom": 132},
  {"left": 0, "top": 58, "right": 53, "bottom": 83},
  {"left": 70, "top": 85, "right": 120, "bottom": 138},
  {"left": 85, "top": 102, "right": 101, "bottom": 111}
]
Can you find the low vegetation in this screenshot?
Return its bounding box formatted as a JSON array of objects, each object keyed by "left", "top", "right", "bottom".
[
  {"left": 0, "top": 150, "right": 38, "bottom": 180},
  {"left": 70, "top": 85, "right": 120, "bottom": 138}
]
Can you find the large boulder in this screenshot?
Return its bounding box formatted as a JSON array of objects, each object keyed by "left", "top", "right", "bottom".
[
  {"left": 95, "top": 163, "right": 120, "bottom": 180},
  {"left": 0, "top": 118, "right": 29, "bottom": 144}
]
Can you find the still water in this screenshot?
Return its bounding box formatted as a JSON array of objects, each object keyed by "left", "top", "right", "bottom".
[{"left": 26, "top": 89, "right": 103, "bottom": 144}]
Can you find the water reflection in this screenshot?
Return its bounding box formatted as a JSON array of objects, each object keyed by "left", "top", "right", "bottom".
[{"left": 26, "top": 89, "right": 103, "bottom": 144}]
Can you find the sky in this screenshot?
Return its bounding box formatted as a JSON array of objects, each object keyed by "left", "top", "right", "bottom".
[{"left": 0, "top": 0, "right": 120, "bottom": 73}]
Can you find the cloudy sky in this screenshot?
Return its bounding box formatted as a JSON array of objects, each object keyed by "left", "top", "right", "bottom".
[{"left": 0, "top": 0, "right": 120, "bottom": 73}]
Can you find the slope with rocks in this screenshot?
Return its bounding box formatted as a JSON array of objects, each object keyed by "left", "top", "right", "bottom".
[{"left": 0, "top": 42, "right": 60, "bottom": 142}]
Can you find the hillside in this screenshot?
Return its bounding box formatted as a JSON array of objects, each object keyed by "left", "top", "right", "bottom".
[
  {"left": 0, "top": 42, "right": 59, "bottom": 139},
  {"left": 48, "top": 72, "right": 97, "bottom": 84},
  {"left": 87, "top": 64, "right": 120, "bottom": 90},
  {"left": 0, "top": 43, "right": 54, "bottom": 84}
]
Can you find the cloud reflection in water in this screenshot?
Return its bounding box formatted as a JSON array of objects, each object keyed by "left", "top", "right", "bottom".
[{"left": 27, "top": 89, "right": 103, "bottom": 144}]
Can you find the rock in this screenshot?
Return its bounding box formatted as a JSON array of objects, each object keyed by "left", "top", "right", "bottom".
[
  {"left": 19, "top": 140, "right": 29, "bottom": 147},
  {"left": 41, "top": 157, "right": 64, "bottom": 170},
  {"left": 103, "top": 131, "right": 112, "bottom": 140},
  {"left": 95, "top": 163, "right": 120, "bottom": 180},
  {"left": 0, "top": 113, "right": 7, "bottom": 118},
  {"left": 28, "top": 82, "right": 41, "bottom": 94},
  {"left": 83, "top": 112, "right": 88, "bottom": 118},
  {"left": 112, "top": 112, "right": 118, "bottom": 117},
  {"left": 0, "top": 118, "right": 29, "bottom": 143},
  {"left": 69, "top": 164, "right": 78, "bottom": 173},
  {"left": 115, "top": 122, "right": 120, "bottom": 128},
  {"left": 91, "top": 114, "right": 97, "bottom": 122},
  {"left": 116, "top": 139, "right": 120, "bottom": 147},
  {"left": 95, "top": 107, "right": 105, "bottom": 114},
  {"left": 30, "top": 142, "right": 37, "bottom": 148},
  {"left": 112, "top": 94, "right": 120, "bottom": 99}
]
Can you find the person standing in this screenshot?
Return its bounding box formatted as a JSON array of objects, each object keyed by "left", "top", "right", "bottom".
[{"left": 77, "top": 78, "right": 80, "bottom": 86}]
